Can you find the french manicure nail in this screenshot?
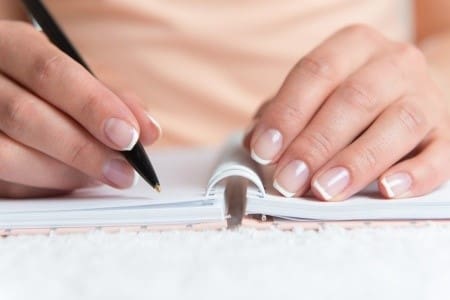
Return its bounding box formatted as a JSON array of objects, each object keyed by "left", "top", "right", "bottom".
[
  {"left": 273, "top": 160, "right": 309, "bottom": 197},
  {"left": 104, "top": 118, "right": 139, "bottom": 150},
  {"left": 251, "top": 129, "right": 283, "bottom": 165},
  {"left": 313, "top": 167, "right": 350, "bottom": 201},
  {"left": 147, "top": 112, "right": 162, "bottom": 139},
  {"left": 381, "top": 172, "right": 412, "bottom": 198},
  {"left": 103, "top": 159, "right": 136, "bottom": 188}
]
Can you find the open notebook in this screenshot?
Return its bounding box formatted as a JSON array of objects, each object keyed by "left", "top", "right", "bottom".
[{"left": 1, "top": 133, "right": 450, "bottom": 232}]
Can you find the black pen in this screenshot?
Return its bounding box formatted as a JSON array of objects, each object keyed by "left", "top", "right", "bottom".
[{"left": 21, "top": 0, "right": 161, "bottom": 192}]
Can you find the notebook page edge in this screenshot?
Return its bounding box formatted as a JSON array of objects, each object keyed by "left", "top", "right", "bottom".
[
  {"left": 205, "top": 132, "right": 265, "bottom": 198},
  {"left": 247, "top": 181, "right": 450, "bottom": 220}
]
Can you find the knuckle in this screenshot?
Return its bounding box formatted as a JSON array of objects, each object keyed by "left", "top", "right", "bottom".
[
  {"left": 66, "top": 139, "right": 94, "bottom": 165},
  {"left": 394, "top": 43, "right": 426, "bottom": 66},
  {"left": 30, "top": 53, "right": 64, "bottom": 85},
  {"left": 80, "top": 88, "right": 107, "bottom": 117},
  {"left": 339, "top": 80, "right": 376, "bottom": 112},
  {"left": 349, "top": 145, "right": 379, "bottom": 173},
  {"left": 2, "top": 96, "right": 34, "bottom": 134},
  {"left": 267, "top": 100, "right": 306, "bottom": 125},
  {"left": 397, "top": 103, "right": 426, "bottom": 134},
  {"left": 300, "top": 131, "right": 334, "bottom": 159},
  {"left": 296, "top": 55, "right": 338, "bottom": 82}
]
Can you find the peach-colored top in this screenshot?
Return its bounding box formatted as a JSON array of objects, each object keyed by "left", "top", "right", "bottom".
[{"left": 45, "top": 0, "right": 413, "bottom": 147}]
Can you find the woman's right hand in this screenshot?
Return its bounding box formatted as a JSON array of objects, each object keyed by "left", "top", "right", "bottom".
[{"left": 0, "top": 21, "right": 161, "bottom": 198}]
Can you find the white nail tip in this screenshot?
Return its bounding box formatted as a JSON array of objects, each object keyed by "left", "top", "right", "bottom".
[
  {"left": 147, "top": 113, "right": 163, "bottom": 137},
  {"left": 380, "top": 177, "right": 395, "bottom": 198},
  {"left": 250, "top": 150, "right": 271, "bottom": 165},
  {"left": 273, "top": 180, "right": 295, "bottom": 198},
  {"left": 124, "top": 128, "right": 139, "bottom": 151},
  {"left": 312, "top": 180, "right": 332, "bottom": 201}
]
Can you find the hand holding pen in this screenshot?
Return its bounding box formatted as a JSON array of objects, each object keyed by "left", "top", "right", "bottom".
[{"left": 0, "top": 3, "right": 161, "bottom": 198}]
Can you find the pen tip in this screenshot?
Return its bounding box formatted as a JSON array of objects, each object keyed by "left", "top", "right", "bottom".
[{"left": 154, "top": 184, "right": 161, "bottom": 193}]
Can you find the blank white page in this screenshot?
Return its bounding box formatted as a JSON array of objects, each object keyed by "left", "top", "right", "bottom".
[
  {"left": 0, "top": 148, "right": 227, "bottom": 228},
  {"left": 247, "top": 182, "right": 450, "bottom": 220}
]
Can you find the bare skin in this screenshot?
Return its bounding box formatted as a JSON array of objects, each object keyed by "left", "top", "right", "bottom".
[
  {"left": 0, "top": 3, "right": 161, "bottom": 197},
  {"left": 245, "top": 1, "right": 450, "bottom": 200},
  {"left": 0, "top": 1, "right": 449, "bottom": 200}
]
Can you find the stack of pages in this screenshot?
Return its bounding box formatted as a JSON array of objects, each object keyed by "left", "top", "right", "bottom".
[{"left": 0, "top": 134, "right": 449, "bottom": 231}]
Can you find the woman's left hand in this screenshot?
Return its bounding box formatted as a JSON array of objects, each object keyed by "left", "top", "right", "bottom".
[{"left": 245, "top": 24, "right": 450, "bottom": 201}]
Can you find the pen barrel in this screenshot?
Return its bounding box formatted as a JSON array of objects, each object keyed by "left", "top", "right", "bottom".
[
  {"left": 21, "top": 0, "right": 92, "bottom": 73},
  {"left": 122, "top": 143, "right": 159, "bottom": 188},
  {"left": 21, "top": 0, "right": 161, "bottom": 190}
]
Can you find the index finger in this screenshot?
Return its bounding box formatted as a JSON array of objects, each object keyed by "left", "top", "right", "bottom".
[
  {"left": 0, "top": 22, "right": 140, "bottom": 151},
  {"left": 248, "top": 25, "right": 390, "bottom": 165}
]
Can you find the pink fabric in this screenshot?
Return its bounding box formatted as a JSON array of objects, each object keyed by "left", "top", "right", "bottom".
[{"left": 45, "top": 0, "right": 412, "bottom": 146}]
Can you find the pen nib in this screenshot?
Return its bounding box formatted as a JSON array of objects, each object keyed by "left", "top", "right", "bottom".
[{"left": 154, "top": 184, "right": 161, "bottom": 193}]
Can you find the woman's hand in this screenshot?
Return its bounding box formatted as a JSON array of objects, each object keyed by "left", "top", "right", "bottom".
[
  {"left": 245, "top": 24, "right": 450, "bottom": 201},
  {"left": 0, "top": 21, "right": 161, "bottom": 198}
]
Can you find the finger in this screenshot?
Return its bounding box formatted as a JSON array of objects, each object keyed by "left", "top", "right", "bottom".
[
  {"left": 0, "top": 21, "right": 140, "bottom": 151},
  {"left": 0, "top": 76, "right": 136, "bottom": 189},
  {"left": 253, "top": 98, "right": 273, "bottom": 120},
  {"left": 249, "top": 25, "right": 390, "bottom": 165},
  {"left": 243, "top": 98, "right": 273, "bottom": 149},
  {"left": 0, "top": 180, "right": 70, "bottom": 199},
  {"left": 379, "top": 135, "right": 450, "bottom": 198},
  {"left": 112, "top": 89, "right": 162, "bottom": 146},
  {"left": 272, "top": 53, "right": 410, "bottom": 197},
  {"left": 311, "top": 96, "right": 433, "bottom": 201},
  {"left": 0, "top": 132, "right": 93, "bottom": 190}
]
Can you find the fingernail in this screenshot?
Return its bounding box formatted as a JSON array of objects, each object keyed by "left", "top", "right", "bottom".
[
  {"left": 273, "top": 160, "right": 309, "bottom": 197},
  {"left": 251, "top": 129, "right": 283, "bottom": 165},
  {"left": 313, "top": 167, "right": 350, "bottom": 201},
  {"left": 103, "top": 159, "right": 136, "bottom": 188},
  {"left": 146, "top": 113, "right": 162, "bottom": 139},
  {"left": 104, "top": 118, "right": 139, "bottom": 150},
  {"left": 381, "top": 172, "right": 412, "bottom": 198}
]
